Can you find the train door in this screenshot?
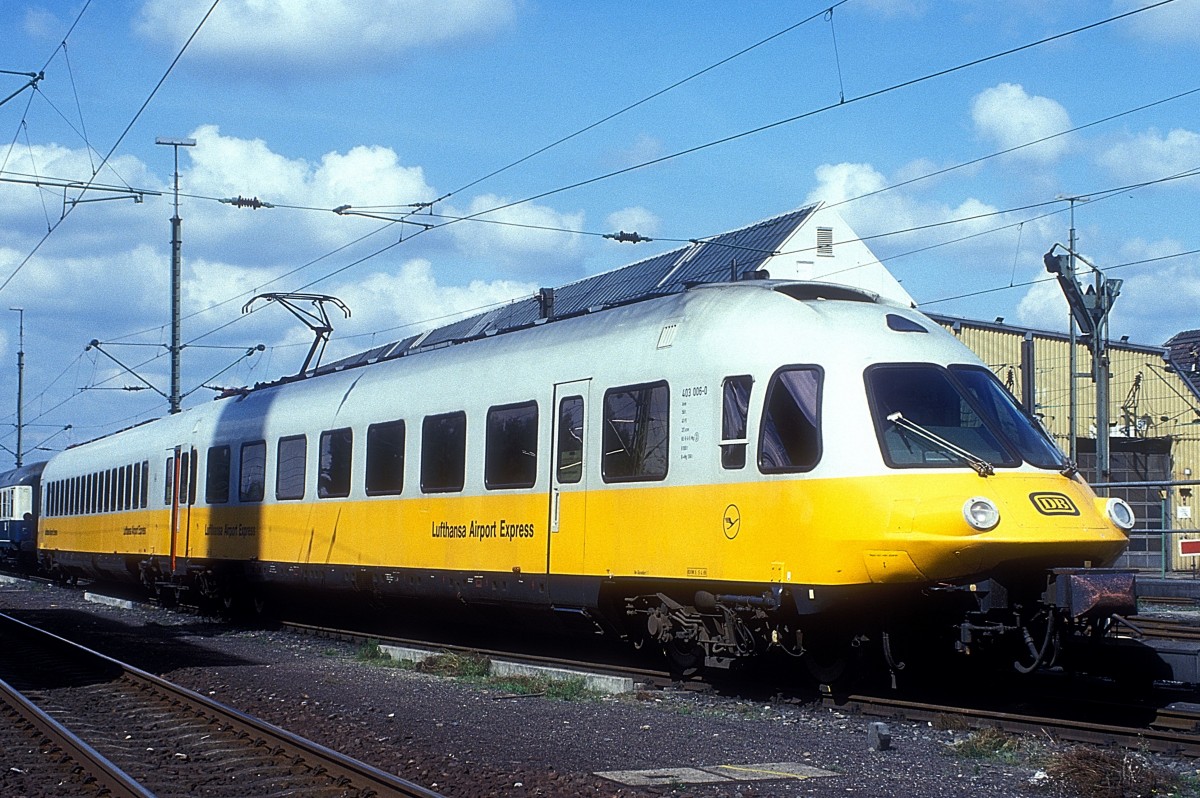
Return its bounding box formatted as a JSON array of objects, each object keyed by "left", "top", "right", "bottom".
[
  {"left": 547, "top": 380, "right": 590, "bottom": 577},
  {"left": 168, "top": 445, "right": 197, "bottom": 574}
]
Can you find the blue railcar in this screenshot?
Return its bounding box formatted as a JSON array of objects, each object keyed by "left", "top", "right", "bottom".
[{"left": 0, "top": 461, "right": 46, "bottom": 569}]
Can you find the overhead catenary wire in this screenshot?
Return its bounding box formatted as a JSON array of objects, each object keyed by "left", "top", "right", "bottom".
[
  {"left": 1, "top": 1, "right": 1189, "bottom": 438},
  {"left": 0, "top": 0, "right": 221, "bottom": 295}
]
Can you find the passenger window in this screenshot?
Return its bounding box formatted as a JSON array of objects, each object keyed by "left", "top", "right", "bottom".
[
  {"left": 239, "top": 441, "right": 266, "bottom": 502},
  {"left": 421, "top": 411, "right": 466, "bottom": 493},
  {"left": 485, "top": 401, "right": 538, "bottom": 490},
  {"left": 318, "top": 428, "right": 353, "bottom": 498},
  {"left": 759, "top": 367, "right": 822, "bottom": 473},
  {"left": 720, "top": 376, "right": 753, "bottom": 470},
  {"left": 556, "top": 396, "right": 584, "bottom": 484},
  {"left": 602, "top": 382, "right": 669, "bottom": 482},
  {"left": 206, "top": 446, "right": 231, "bottom": 504},
  {"left": 140, "top": 461, "right": 150, "bottom": 508},
  {"left": 184, "top": 451, "right": 197, "bottom": 505},
  {"left": 365, "top": 420, "right": 405, "bottom": 496},
  {"left": 276, "top": 435, "right": 307, "bottom": 500}
]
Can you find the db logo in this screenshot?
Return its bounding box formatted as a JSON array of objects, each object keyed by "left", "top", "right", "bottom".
[{"left": 1029, "top": 492, "right": 1079, "bottom": 516}]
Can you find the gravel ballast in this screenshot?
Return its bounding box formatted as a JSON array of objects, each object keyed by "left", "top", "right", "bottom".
[{"left": 2, "top": 578, "right": 1195, "bottom": 797}]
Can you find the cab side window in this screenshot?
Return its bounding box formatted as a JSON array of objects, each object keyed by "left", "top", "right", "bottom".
[
  {"left": 720, "top": 376, "right": 752, "bottom": 470},
  {"left": 759, "top": 367, "right": 822, "bottom": 473}
]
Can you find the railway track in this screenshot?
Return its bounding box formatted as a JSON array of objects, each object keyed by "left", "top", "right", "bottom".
[
  {"left": 837, "top": 691, "right": 1200, "bottom": 756},
  {"left": 1124, "top": 614, "right": 1200, "bottom": 641},
  {"left": 281, "top": 619, "right": 679, "bottom": 688},
  {"left": 0, "top": 612, "right": 443, "bottom": 798},
  {"left": 282, "top": 619, "right": 1200, "bottom": 758}
]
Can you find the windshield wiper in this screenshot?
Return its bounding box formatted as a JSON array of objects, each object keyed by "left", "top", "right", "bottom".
[{"left": 887, "top": 412, "right": 994, "bottom": 477}]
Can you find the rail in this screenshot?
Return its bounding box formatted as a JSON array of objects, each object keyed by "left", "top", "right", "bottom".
[{"left": 0, "top": 612, "right": 445, "bottom": 798}]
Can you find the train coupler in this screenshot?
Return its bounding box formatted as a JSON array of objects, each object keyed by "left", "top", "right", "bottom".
[{"left": 1043, "top": 567, "right": 1137, "bottom": 619}]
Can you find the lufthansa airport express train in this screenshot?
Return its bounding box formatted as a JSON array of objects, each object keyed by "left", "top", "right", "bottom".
[{"left": 27, "top": 205, "right": 1135, "bottom": 681}]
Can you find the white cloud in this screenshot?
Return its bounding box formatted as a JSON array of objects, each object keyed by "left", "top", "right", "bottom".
[
  {"left": 611, "top": 133, "right": 665, "bottom": 169},
  {"left": 1113, "top": 0, "right": 1200, "bottom": 45},
  {"left": 1106, "top": 237, "right": 1200, "bottom": 343},
  {"left": 320, "top": 258, "right": 535, "bottom": 359},
  {"left": 1098, "top": 128, "right": 1200, "bottom": 185},
  {"left": 449, "top": 194, "right": 585, "bottom": 278},
  {"left": 179, "top": 124, "right": 437, "bottom": 259},
  {"left": 134, "top": 0, "right": 516, "bottom": 72},
  {"left": 805, "top": 161, "right": 1004, "bottom": 244},
  {"left": 971, "top": 83, "right": 1072, "bottom": 162},
  {"left": 22, "top": 8, "right": 61, "bottom": 40},
  {"left": 1015, "top": 272, "right": 1069, "bottom": 332},
  {"left": 604, "top": 207, "right": 660, "bottom": 239},
  {"left": 852, "top": 0, "right": 929, "bottom": 17}
]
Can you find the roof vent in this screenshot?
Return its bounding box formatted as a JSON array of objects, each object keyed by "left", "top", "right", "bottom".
[{"left": 816, "top": 227, "right": 834, "bottom": 257}]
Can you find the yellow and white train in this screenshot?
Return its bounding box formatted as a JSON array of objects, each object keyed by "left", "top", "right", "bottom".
[{"left": 35, "top": 268, "right": 1135, "bottom": 678}]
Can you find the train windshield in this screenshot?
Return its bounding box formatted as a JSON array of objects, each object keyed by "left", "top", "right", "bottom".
[{"left": 868, "top": 364, "right": 1067, "bottom": 471}]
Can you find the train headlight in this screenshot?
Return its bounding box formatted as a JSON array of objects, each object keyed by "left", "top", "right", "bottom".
[
  {"left": 1105, "top": 498, "right": 1136, "bottom": 531},
  {"left": 963, "top": 497, "right": 1000, "bottom": 531}
]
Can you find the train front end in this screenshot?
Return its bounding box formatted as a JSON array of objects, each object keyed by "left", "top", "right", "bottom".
[{"left": 854, "top": 354, "right": 1135, "bottom": 675}]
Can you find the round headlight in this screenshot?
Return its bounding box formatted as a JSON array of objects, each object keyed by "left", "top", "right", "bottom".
[
  {"left": 963, "top": 497, "right": 1000, "bottom": 531},
  {"left": 1106, "top": 498, "right": 1136, "bottom": 531}
]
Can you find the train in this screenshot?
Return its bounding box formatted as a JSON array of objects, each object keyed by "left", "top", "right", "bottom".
[
  {"left": 8, "top": 207, "right": 1140, "bottom": 684},
  {"left": 0, "top": 461, "right": 44, "bottom": 570}
]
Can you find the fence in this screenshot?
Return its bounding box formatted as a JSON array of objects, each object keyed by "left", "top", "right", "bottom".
[{"left": 1092, "top": 479, "right": 1200, "bottom": 576}]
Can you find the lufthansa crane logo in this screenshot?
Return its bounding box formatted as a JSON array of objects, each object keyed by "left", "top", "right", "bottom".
[
  {"left": 723, "top": 504, "right": 741, "bottom": 539},
  {"left": 1029, "top": 492, "right": 1079, "bottom": 516}
]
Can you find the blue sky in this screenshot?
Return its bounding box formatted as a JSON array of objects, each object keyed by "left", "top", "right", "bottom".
[{"left": 0, "top": 0, "right": 1198, "bottom": 459}]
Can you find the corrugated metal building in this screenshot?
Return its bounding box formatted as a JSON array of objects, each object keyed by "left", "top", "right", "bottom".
[{"left": 929, "top": 315, "right": 1200, "bottom": 572}]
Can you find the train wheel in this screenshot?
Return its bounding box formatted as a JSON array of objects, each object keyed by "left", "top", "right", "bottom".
[
  {"left": 802, "top": 630, "right": 865, "bottom": 692},
  {"left": 664, "top": 639, "right": 704, "bottom": 680}
]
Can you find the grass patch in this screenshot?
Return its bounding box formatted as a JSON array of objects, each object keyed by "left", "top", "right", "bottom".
[
  {"left": 488, "top": 674, "right": 595, "bottom": 701},
  {"left": 355, "top": 639, "right": 390, "bottom": 663},
  {"left": 1043, "top": 747, "right": 1183, "bottom": 798},
  {"left": 414, "top": 652, "right": 491, "bottom": 679},
  {"left": 948, "top": 727, "right": 1026, "bottom": 764}
]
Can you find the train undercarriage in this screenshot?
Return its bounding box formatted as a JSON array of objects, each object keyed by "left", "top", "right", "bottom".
[
  {"left": 38, "top": 549, "right": 1171, "bottom": 688},
  {"left": 620, "top": 568, "right": 1141, "bottom": 687}
]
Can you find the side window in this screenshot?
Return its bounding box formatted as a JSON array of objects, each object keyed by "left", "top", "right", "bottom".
[
  {"left": 421, "top": 411, "right": 466, "bottom": 493},
  {"left": 239, "top": 441, "right": 266, "bottom": 502},
  {"left": 720, "top": 375, "right": 753, "bottom": 470},
  {"left": 556, "top": 396, "right": 584, "bottom": 484},
  {"left": 185, "top": 451, "right": 197, "bottom": 505},
  {"left": 759, "top": 367, "right": 822, "bottom": 473},
  {"left": 168, "top": 451, "right": 197, "bottom": 506},
  {"left": 318, "top": 427, "right": 353, "bottom": 499},
  {"left": 602, "top": 382, "right": 669, "bottom": 483},
  {"left": 365, "top": 420, "right": 405, "bottom": 496},
  {"left": 206, "top": 446, "right": 231, "bottom": 504},
  {"left": 485, "top": 401, "right": 538, "bottom": 490},
  {"left": 140, "top": 461, "right": 149, "bottom": 508},
  {"left": 276, "top": 435, "right": 307, "bottom": 500}
]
